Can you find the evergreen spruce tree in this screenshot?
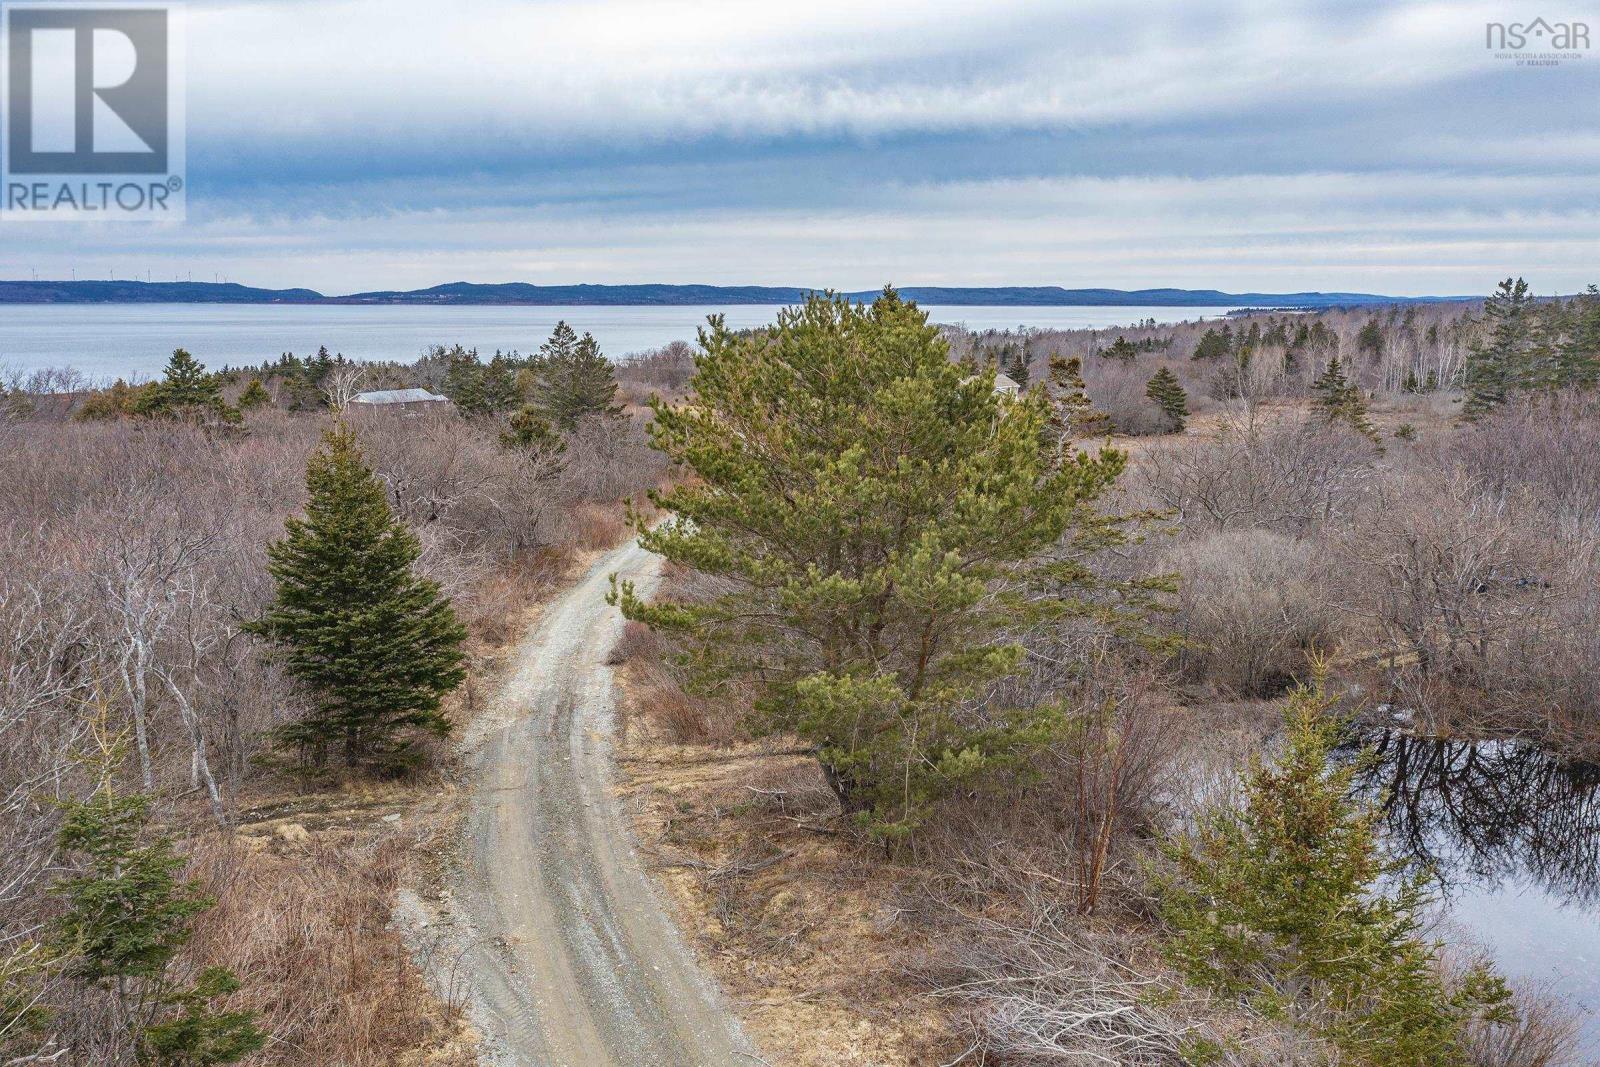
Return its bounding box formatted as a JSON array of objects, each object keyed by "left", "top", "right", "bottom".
[
  {"left": 274, "top": 352, "right": 322, "bottom": 411},
  {"left": 1102, "top": 336, "right": 1138, "bottom": 363},
  {"left": 1464, "top": 277, "right": 1537, "bottom": 417},
  {"left": 479, "top": 354, "right": 520, "bottom": 415},
  {"left": 1311, "top": 355, "right": 1352, "bottom": 414},
  {"left": 1311, "top": 356, "right": 1378, "bottom": 443},
  {"left": 1144, "top": 366, "right": 1189, "bottom": 431},
  {"left": 1002, "top": 345, "right": 1030, "bottom": 389},
  {"left": 532, "top": 325, "right": 622, "bottom": 430},
  {"left": 1554, "top": 285, "right": 1600, "bottom": 390},
  {"left": 1046, "top": 354, "right": 1111, "bottom": 440},
  {"left": 136, "top": 350, "right": 226, "bottom": 420},
  {"left": 51, "top": 724, "right": 264, "bottom": 1065},
  {"left": 248, "top": 426, "right": 467, "bottom": 768},
  {"left": 1356, "top": 318, "right": 1385, "bottom": 362},
  {"left": 538, "top": 319, "right": 581, "bottom": 363},
  {"left": 1161, "top": 680, "right": 1513, "bottom": 1065},
  {"left": 305, "top": 346, "right": 337, "bottom": 392},
  {"left": 441, "top": 348, "right": 487, "bottom": 415},
  {"left": 1191, "top": 327, "right": 1229, "bottom": 361},
  {"left": 613, "top": 291, "right": 1161, "bottom": 840},
  {"left": 237, "top": 379, "right": 271, "bottom": 411}
]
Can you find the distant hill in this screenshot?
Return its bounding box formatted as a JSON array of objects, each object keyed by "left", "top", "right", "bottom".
[
  {"left": 330, "top": 282, "right": 1461, "bottom": 308},
  {"left": 0, "top": 280, "right": 324, "bottom": 304},
  {"left": 0, "top": 279, "right": 1469, "bottom": 308}
]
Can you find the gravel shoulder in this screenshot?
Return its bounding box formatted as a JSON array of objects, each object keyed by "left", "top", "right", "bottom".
[{"left": 443, "top": 539, "right": 752, "bottom": 1066}]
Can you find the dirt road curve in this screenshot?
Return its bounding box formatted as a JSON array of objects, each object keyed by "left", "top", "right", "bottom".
[{"left": 455, "top": 539, "right": 751, "bottom": 1067}]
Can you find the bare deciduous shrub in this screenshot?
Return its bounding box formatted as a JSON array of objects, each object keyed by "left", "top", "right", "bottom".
[
  {"left": 1083, "top": 360, "right": 1168, "bottom": 436},
  {"left": 1446, "top": 393, "right": 1600, "bottom": 531},
  {"left": 0, "top": 387, "right": 665, "bottom": 1062},
  {"left": 941, "top": 909, "right": 1202, "bottom": 1066},
  {"left": 572, "top": 503, "right": 626, "bottom": 551},
  {"left": 936, "top": 898, "right": 1333, "bottom": 1066},
  {"left": 1332, "top": 468, "right": 1594, "bottom": 730},
  {"left": 608, "top": 620, "right": 660, "bottom": 666},
  {"left": 1163, "top": 530, "right": 1339, "bottom": 696},
  {"left": 909, "top": 655, "right": 1179, "bottom": 922},
  {"left": 564, "top": 413, "right": 666, "bottom": 501},
  {"left": 1139, "top": 418, "right": 1376, "bottom": 534},
  {"left": 1460, "top": 980, "right": 1581, "bottom": 1067},
  {"left": 627, "top": 659, "right": 741, "bottom": 745},
  {"left": 616, "top": 340, "right": 696, "bottom": 403}
]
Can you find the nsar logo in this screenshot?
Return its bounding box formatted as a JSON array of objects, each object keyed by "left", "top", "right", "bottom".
[{"left": 1485, "top": 17, "right": 1590, "bottom": 67}]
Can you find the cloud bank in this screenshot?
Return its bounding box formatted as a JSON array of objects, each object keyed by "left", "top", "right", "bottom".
[{"left": 6, "top": 0, "right": 1597, "bottom": 294}]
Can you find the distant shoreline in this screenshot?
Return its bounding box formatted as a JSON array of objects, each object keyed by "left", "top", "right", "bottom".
[{"left": 0, "top": 279, "right": 1475, "bottom": 309}]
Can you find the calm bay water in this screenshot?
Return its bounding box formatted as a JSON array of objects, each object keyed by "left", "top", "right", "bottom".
[{"left": 0, "top": 303, "right": 1242, "bottom": 382}]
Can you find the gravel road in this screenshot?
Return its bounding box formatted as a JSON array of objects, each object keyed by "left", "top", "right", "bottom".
[{"left": 453, "top": 538, "right": 751, "bottom": 1066}]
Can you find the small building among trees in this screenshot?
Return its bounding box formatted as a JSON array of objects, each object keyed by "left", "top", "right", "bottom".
[{"left": 348, "top": 388, "right": 451, "bottom": 414}]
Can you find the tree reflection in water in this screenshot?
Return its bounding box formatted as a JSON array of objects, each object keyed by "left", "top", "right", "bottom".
[{"left": 1344, "top": 729, "right": 1600, "bottom": 905}]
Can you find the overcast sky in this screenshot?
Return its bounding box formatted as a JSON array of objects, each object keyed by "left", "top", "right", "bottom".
[{"left": 6, "top": 0, "right": 1598, "bottom": 295}]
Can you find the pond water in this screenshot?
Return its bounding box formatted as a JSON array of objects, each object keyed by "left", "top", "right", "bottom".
[{"left": 1347, "top": 730, "right": 1600, "bottom": 1054}]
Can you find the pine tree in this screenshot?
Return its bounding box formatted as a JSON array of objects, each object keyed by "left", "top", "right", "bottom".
[
  {"left": 248, "top": 426, "right": 467, "bottom": 768},
  {"left": 1161, "top": 679, "right": 1513, "bottom": 1065},
  {"left": 612, "top": 291, "right": 1158, "bottom": 840},
  {"left": 1464, "top": 277, "right": 1538, "bottom": 417},
  {"left": 1046, "top": 354, "right": 1111, "bottom": 440},
  {"left": 500, "top": 405, "right": 568, "bottom": 484},
  {"left": 501, "top": 405, "right": 562, "bottom": 453},
  {"left": 51, "top": 722, "right": 264, "bottom": 1065},
  {"left": 75, "top": 379, "right": 153, "bottom": 421},
  {"left": 532, "top": 325, "right": 622, "bottom": 429},
  {"left": 1144, "top": 366, "right": 1188, "bottom": 431}
]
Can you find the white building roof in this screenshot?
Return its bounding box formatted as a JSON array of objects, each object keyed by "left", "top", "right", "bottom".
[
  {"left": 350, "top": 388, "right": 449, "bottom": 405},
  {"left": 960, "top": 373, "right": 1023, "bottom": 397}
]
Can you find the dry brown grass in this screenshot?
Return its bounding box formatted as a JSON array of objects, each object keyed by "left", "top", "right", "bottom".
[
  {"left": 622, "top": 660, "right": 742, "bottom": 745},
  {"left": 457, "top": 549, "right": 569, "bottom": 647},
  {"left": 185, "top": 784, "right": 474, "bottom": 1067},
  {"left": 612, "top": 618, "right": 744, "bottom": 746},
  {"left": 616, "top": 737, "right": 961, "bottom": 1067},
  {"left": 570, "top": 502, "right": 628, "bottom": 551}
]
